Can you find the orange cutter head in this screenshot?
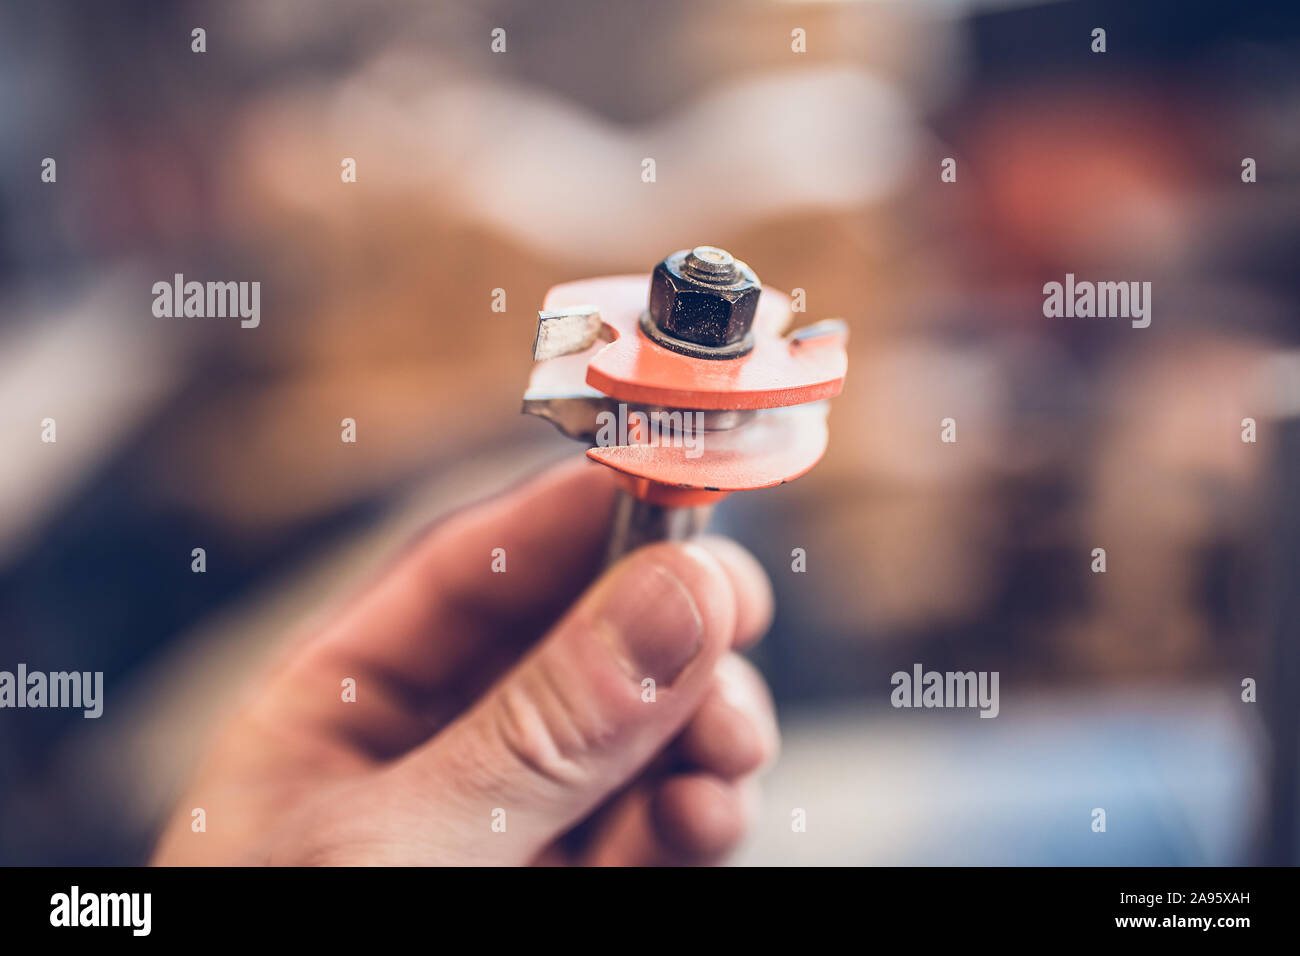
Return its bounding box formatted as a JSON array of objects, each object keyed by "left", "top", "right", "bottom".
[{"left": 523, "top": 249, "right": 848, "bottom": 507}]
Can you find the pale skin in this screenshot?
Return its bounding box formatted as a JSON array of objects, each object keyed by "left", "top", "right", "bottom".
[{"left": 153, "top": 459, "right": 779, "bottom": 865}]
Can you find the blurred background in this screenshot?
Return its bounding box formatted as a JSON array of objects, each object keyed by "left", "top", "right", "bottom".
[{"left": 1, "top": 0, "right": 1298, "bottom": 865}]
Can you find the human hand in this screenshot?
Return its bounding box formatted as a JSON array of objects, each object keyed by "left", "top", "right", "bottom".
[{"left": 152, "top": 460, "right": 778, "bottom": 865}]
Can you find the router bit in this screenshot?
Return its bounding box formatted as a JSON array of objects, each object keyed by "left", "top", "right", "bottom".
[{"left": 523, "top": 246, "right": 848, "bottom": 564}]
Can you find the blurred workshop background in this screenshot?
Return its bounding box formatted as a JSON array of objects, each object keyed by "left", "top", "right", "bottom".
[{"left": 2, "top": 0, "right": 1298, "bottom": 865}]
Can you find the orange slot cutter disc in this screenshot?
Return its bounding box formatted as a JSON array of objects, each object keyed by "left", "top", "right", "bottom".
[{"left": 523, "top": 246, "right": 847, "bottom": 555}]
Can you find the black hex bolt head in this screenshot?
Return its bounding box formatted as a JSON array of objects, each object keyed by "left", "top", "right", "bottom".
[{"left": 644, "top": 246, "right": 761, "bottom": 358}]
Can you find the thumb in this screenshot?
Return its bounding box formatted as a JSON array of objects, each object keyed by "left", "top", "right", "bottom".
[{"left": 381, "top": 539, "right": 749, "bottom": 865}]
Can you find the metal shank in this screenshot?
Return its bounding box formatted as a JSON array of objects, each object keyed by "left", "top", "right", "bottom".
[{"left": 604, "top": 491, "right": 715, "bottom": 566}]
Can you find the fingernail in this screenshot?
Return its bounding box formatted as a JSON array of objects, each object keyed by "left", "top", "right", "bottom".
[{"left": 596, "top": 557, "right": 705, "bottom": 686}]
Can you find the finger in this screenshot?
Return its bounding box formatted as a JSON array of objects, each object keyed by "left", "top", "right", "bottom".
[
  {"left": 379, "top": 539, "right": 765, "bottom": 864},
  {"left": 677, "top": 653, "right": 780, "bottom": 779},
  {"left": 251, "top": 459, "right": 619, "bottom": 755},
  {"left": 691, "top": 537, "right": 774, "bottom": 649},
  {"left": 326, "top": 457, "right": 619, "bottom": 684},
  {"left": 584, "top": 774, "right": 759, "bottom": 866},
  {"left": 651, "top": 774, "right": 759, "bottom": 863},
  {"left": 576, "top": 654, "right": 776, "bottom": 865}
]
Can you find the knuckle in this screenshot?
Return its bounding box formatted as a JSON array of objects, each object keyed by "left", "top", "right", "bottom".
[{"left": 490, "top": 659, "right": 620, "bottom": 790}]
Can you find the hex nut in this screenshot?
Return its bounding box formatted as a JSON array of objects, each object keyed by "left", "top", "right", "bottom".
[{"left": 646, "top": 248, "right": 761, "bottom": 354}]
